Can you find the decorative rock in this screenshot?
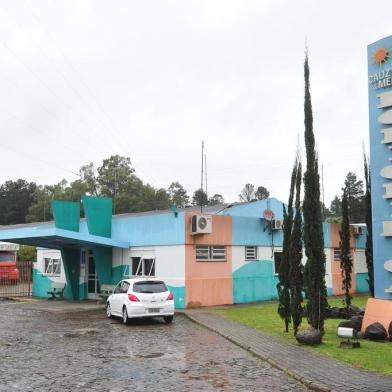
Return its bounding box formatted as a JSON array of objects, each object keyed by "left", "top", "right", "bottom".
[
  {"left": 295, "top": 329, "right": 323, "bottom": 345},
  {"left": 326, "top": 307, "right": 341, "bottom": 319},
  {"left": 364, "top": 322, "right": 387, "bottom": 341},
  {"left": 338, "top": 316, "right": 363, "bottom": 332},
  {"left": 348, "top": 304, "right": 362, "bottom": 316}
]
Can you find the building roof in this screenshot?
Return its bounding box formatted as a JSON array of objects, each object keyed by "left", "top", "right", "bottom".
[{"left": 0, "top": 198, "right": 285, "bottom": 231}]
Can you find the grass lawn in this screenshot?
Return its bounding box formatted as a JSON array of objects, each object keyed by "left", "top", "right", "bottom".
[{"left": 216, "top": 295, "right": 392, "bottom": 376}]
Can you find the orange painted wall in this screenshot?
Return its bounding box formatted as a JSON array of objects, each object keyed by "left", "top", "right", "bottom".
[
  {"left": 362, "top": 298, "right": 392, "bottom": 333},
  {"left": 185, "top": 213, "right": 233, "bottom": 307},
  {"left": 330, "top": 223, "right": 356, "bottom": 295}
]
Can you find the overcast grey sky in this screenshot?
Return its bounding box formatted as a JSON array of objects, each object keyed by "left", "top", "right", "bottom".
[{"left": 0, "top": 0, "right": 390, "bottom": 205}]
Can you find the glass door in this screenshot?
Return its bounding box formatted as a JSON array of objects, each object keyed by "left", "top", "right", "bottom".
[{"left": 87, "top": 250, "right": 100, "bottom": 299}]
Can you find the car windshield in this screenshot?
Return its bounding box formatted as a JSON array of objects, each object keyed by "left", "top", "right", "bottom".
[{"left": 133, "top": 281, "right": 168, "bottom": 293}]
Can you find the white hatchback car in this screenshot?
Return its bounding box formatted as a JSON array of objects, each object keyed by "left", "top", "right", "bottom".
[{"left": 106, "top": 278, "right": 175, "bottom": 324}]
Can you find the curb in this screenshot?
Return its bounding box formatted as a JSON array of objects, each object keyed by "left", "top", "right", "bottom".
[
  {"left": 183, "top": 312, "right": 333, "bottom": 392},
  {"left": 4, "top": 297, "right": 39, "bottom": 303}
]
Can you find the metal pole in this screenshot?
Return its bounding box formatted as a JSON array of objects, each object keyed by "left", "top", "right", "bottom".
[
  {"left": 205, "top": 153, "right": 208, "bottom": 201},
  {"left": 321, "top": 164, "right": 325, "bottom": 220},
  {"left": 201, "top": 141, "right": 204, "bottom": 213},
  {"left": 113, "top": 168, "right": 117, "bottom": 214}
]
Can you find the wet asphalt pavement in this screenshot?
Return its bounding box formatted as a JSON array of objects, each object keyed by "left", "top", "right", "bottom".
[{"left": 0, "top": 301, "right": 305, "bottom": 391}]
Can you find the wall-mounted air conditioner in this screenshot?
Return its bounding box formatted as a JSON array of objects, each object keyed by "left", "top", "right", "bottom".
[
  {"left": 190, "top": 215, "right": 212, "bottom": 235},
  {"left": 271, "top": 219, "right": 283, "bottom": 230},
  {"left": 352, "top": 226, "right": 364, "bottom": 237}
]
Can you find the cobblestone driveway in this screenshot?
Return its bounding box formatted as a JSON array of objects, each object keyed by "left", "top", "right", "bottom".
[{"left": 0, "top": 301, "right": 305, "bottom": 391}]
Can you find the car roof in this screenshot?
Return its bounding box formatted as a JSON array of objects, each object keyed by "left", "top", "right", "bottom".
[{"left": 121, "top": 277, "right": 165, "bottom": 284}]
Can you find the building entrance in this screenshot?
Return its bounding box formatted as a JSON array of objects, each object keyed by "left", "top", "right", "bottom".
[{"left": 87, "top": 250, "right": 100, "bottom": 299}]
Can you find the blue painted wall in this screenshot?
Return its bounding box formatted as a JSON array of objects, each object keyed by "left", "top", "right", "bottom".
[
  {"left": 32, "top": 269, "right": 54, "bottom": 298},
  {"left": 232, "top": 216, "right": 283, "bottom": 246},
  {"left": 167, "top": 285, "right": 186, "bottom": 309},
  {"left": 368, "top": 36, "right": 392, "bottom": 299},
  {"left": 112, "top": 264, "right": 128, "bottom": 284},
  {"left": 354, "top": 229, "right": 367, "bottom": 249},
  {"left": 32, "top": 269, "right": 83, "bottom": 299},
  {"left": 233, "top": 260, "right": 278, "bottom": 303},
  {"left": 223, "top": 198, "right": 284, "bottom": 220},
  {"left": 356, "top": 273, "right": 370, "bottom": 293},
  {"left": 323, "top": 223, "right": 331, "bottom": 248},
  {"left": 111, "top": 212, "right": 185, "bottom": 246}
]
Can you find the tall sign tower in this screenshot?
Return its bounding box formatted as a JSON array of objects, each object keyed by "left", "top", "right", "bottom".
[
  {"left": 368, "top": 36, "right": 392, "bottom": 299},
  {"left": 364, "top": 36, "right": 392, "bottom": 332}
]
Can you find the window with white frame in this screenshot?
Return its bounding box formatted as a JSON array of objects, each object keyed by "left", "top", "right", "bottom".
[
  {"left": 131, "top": 257, "right": 155, "bottom": 276},
  {"left": 245, "top": 246, "right": 257, "bottom": 260},
  {"left": 274, "top": 252, "right": 282, "bottom": 275},
  {"left": 44, "top": 258, "right": 61, "bottom": 275},
  {"left": 333, "top": 248, "right": 353, "bottom": 261},
  {"left": 196, "top": 245, "right": 226, "bottom": 261}
]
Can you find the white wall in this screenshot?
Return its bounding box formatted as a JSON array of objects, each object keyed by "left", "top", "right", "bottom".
[
  {"left": 355, "top": 249, "right": 367, "bottom": 273},
  {"left": 112, "top": 247, "right": 129, "bottom": 268},
  {"left": 232, "top": 245, "right": 281, "bottom": 273},
  {"left": 324, "top": 248, "right": 332, "bottom": 290},
  {"left": 36, "top": 249, "right": 65, "bottom": 283},
  {"left": 127, "top": 245, "right": 185, "bottom": 288},
  {"left": 232, "top": 245, "right": 333, "bottom": 291}
]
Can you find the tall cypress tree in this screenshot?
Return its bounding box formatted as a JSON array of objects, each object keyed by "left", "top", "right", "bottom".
[
  {"left": 290, "top": 161, "right": 303, "bottom": 336},
  {"left": 302, "top": 52, "right": 328, "bottom": 332},
  {"left": 364, "top": 153, "right": 374, "bottom": 297},
  {"left": 339, "top": 188, "right": 352, "bottom": 310},
  {"left": 277, "top": 159, "right": 297, "bottom": 332}
]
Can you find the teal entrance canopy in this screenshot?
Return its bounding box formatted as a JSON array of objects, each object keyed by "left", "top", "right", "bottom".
[
  {"left": 0, "top": 197, "right": 129, "bottom": 300},
  {"left": 0, "top": 197, "right": 128, "bottom": 250},
  {"left": 0, "top": 225, "right": 129, "bottom": 250}
]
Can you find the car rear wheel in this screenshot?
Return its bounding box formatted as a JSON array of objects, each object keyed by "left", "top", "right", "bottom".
[
  {"left": 106, "top": 303, "right": 113, "bottom": 319},
  {"left": 122, "top": 307, "right": 130, "bottom": 325},
  {"left": 164, "top": 315, "right": 173, "bottom": 324}
]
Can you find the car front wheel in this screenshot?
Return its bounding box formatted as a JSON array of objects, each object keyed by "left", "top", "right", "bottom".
[
  {"left": 122, "top": 307, "right": 130, "bottom": 325},
  {"left": 106, "top": 303, "right": 113, "bottom": 319},
  {"left": 164, "top": 315, "right": 173, "bottom": 324}
]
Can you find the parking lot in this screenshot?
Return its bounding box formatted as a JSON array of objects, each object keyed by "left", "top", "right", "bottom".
[{"left": 0, "top": 300, "right": 305, "bottom": 391}]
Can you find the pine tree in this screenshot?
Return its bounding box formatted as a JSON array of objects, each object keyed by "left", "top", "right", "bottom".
[
  {"left": 277, "top": 160, "right": 297, "bottom": 332},
  {"left": 364, "top": 153, "right": 374, "bottom": 296},
  {"left": 339, "top": 188, "right": 352, "bottom": 310},
  {"left": 290, "top": 161, "right": 303, "bottom": 335},
  {"left": 302, "top": 52, "right": 328, "bottom": 333},
  {"left": 344, "top": 172, "right": 365, "bottom": 223}
]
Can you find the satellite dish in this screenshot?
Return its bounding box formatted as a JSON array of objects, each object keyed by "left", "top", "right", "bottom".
[{"left": 263, "top": 209, "right": 275, "bottom": 221}]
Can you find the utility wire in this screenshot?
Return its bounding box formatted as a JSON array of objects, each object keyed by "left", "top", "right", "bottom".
[
  {"left": 0, "top": 142, "right": 79, "bottom": 179},
  {"left": 0, "top": 36, "right": 115, "bottom": 158},
  {"left": 2, "top": 4, "right": 122, "bottom": 154},
  {"left": 2, "top": 113, "right": 83, "bottom": 159},
  {"left": 22, "top": 0, "right": 159, "bottom": 186},
  {"left": 22, "top": 0, "right": 135, "bottom": 155},
  {"left": 0, "top": 42, "right": 110, "bottom": 157}
]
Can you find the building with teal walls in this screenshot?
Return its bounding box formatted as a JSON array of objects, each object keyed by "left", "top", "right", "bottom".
[{"left": 0, "top": 197, "right": 371, "bottom": 308}]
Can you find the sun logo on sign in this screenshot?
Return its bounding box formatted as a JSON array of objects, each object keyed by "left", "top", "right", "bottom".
[{"left": 373, "top": 47, "right": 390, "bottom": 65}]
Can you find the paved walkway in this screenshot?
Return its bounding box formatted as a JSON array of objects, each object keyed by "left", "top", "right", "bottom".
[{"left": 183, "top": 309, "right": 392, "bottom": 392}]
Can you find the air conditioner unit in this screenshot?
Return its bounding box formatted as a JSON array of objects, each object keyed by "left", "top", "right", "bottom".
[
  {"left": 352, "top": 226, "right": 363, "bottom": 236},
  {"left": 190, "top": 214, "right": 212, "bottom": 235},
  {"left": 271, "top": 219, "right": 283, "bottom": 230}
]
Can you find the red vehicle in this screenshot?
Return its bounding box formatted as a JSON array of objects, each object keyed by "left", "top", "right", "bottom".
[{"left": 0, "top": 251, "right": 19, "bottom": 283}]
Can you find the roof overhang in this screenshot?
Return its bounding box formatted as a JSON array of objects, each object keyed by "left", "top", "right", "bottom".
[{"left": 0, "top": 227, "right": 129, "bottom": 250}]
